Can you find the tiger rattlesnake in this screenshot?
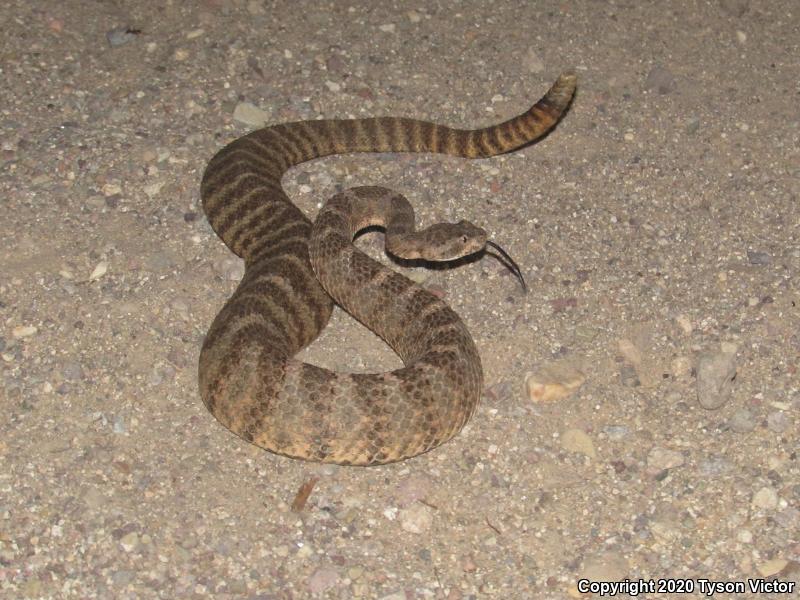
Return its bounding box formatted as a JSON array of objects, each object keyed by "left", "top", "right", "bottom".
[{"left": 199, "top": 72, "right": 577, "bottom": 465}]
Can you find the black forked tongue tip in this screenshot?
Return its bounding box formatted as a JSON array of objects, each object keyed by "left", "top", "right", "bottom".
[{"left": 486, "top": 240, "right": 527, "bottom": 293}]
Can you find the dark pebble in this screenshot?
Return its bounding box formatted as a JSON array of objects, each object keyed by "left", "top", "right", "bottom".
[
  {"left": 645, "top": 66, "right": 676, "bottom": 94},
  {"left": 747, "top": 250, "right": 771, "bottom": 265}
]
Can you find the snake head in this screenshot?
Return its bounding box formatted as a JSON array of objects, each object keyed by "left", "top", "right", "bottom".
[{"left": 415, "top": 220, "right": 488, "bottom": 261}]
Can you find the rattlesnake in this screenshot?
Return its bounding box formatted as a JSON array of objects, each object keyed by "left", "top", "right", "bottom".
[{"left": 199, "top": 72, "right": 577, "bottom": 465}]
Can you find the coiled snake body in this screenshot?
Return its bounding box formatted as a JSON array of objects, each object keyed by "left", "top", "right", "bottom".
[{"left": 199, "top": 73, "right": 576, "bottom": 465}]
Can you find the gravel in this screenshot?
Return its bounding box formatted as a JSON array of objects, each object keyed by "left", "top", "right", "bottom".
[{"left": 2, "top": 0, "right": 798, "bottom": 597}]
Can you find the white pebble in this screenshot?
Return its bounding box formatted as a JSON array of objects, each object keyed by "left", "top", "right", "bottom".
[
  {"left": 399, "top": 503, "right": 433, "bottom": 533},
  {"left": 89, "top": 261, "right": 108, "bottom": 281},
  {"left": 752, "top": 486, "right": 778, "bottom": 510},
  {"left": 12, "top": 325, "right": 37, "bottom": 339}
]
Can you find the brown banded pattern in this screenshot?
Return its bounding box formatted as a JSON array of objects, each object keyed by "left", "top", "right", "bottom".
[{"left": 199, "top": 72, "right": 576, "bottom": 465}]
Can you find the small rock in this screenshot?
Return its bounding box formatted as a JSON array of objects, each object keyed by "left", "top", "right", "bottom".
[
  {"left": 603, "top": 425, "right": 630, "bottom": 440},
  {"left": 307, "top": 567, "right": 339, "bottom": 594},
  {"left": 101, "top": 182, "right": 122, "bottom": 196},
  {"left": 719, "top": 0, "right": 749, "bottom": 18},
  {"left": 461, "top": 554, "right": 478, "bottom": 573},
  {"left": 12, "top": 325, "right": 37, "bottom": 339},
  {"left": 247, "top": 0, "right": 266, "bottom": 15},
  {"left": 143, "top": 182, "right": 164, "bottom": 198},
  {"left": 106, "top": 27, "right": 138, "bottom": 48},
  {"left": 747, "top": 250, "right": 771, "bottom": 265},
  {"left": 581, "top": 551, "right": 629, "bottom": 582},
  {"left": 394, "top": 475, "right": 433, "bottom": 508},
  {"left": 775, "top": 507, "right": 800, "bottom": 530},
  {"left": 484, "top": 380, "right": 513, "bottom": 404},
  {"left": 119, "top": 531, "right": 139, "bottom": 552},
  {"left": 525, "top": 361, "right": 585, "bottom": 402},
  {"left": 560, "top": 428, "right": 596, "bottom": 459},
  {"left": 737, "top": 529, "right": 753, "bottom": 543},
  {"left": 325, "top": 55, "right": 345, "bottom": 74},
  {"left": 696, "top": 346, "right": 737, "bottom": 409},
  {"left": 729, "top": 408, "right": 756, "bottom": 432},
  {"left": 767, "top": 411, "right": 789, "bottom": 433},
  {"left": 752, "top": 486, "right": 778, "bottom": 510},
  {"left": 113, "top": 414, "right": 126, "bottom": 434},
  {"left": 617, "top": 338, "right": 642, "bottom": 366},
  {"left": 670, "top": 355, "right": 692, "bottom": 378},
  {"left": 378, "top": 23, "right": 396, "bottom": 33},
  {"left": 89, "top": 261, "right": 108, "bottom": 281},
  {"left": 62, "top": 361, "right": 84, "bottom": 381},
  {"left": 619, "top": 363, "right": 640, "bottom": 387},
  {"left": 213, "top": 257, "right": 245, "bottom": 281},
  {"left": 685, "top": 118, "right": 701, "bottom": 135},
  {"left": 522, "top": 49, "right": 545, "bottom": 74},
  {"left": 233, "top": 102, "right": 270, "bottom": 127},
  {"left": 644, "top": 65, "right": 676, "bottom": 94},
  {"left": 399, "top": 503, "right": 433, "bottom": 534},
  {"left": 757, "top": 558, "right": 788, "bottom": 577},
  {"left": 82, "top": 487, "right": 105, "bottom": 509},
  {"left": 699, "top": 458, "right": 732, "bottom": 476},
  {"left": 647, "top": 447, "right": 684, "bottom": 472}
]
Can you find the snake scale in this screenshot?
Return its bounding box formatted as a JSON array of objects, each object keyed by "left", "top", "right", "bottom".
[{"left": 199, "top": 72, "right": 577, "bottom": 465}]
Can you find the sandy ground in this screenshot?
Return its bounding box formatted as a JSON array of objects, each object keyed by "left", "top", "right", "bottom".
[{"left": 2, "top": 0, "right": 799, "bottom": 598}]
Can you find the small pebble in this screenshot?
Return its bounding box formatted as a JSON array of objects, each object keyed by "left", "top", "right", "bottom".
[
  {"left": 766, "top": 411, "right": 789, "bottom": 433},
  {"left": 233, "top": 102, "right": 270, "bottom": 127},
  {"left": 89, "top": 261, "right": 108, "bottom": 281},
  {"left": 560, "top": 428, "right": 596, "bottom": 459},
  {"left": 12, "top": 325, "right": 37, "bottom": 339},
  {"left": 719, "top": 0, "right": 749, "bottom": 18},
  {"left": 113, "top": 415, "right": 127, "bottom": 434},
  {"left": 399, "top": 503, "right": 433, "bottom": 534},
  {"left": 752, "top": 486, "right": 778, "bottom": 510},
  {"left": 581, "top": 551, "right": 628, "bottom": 582},
  {"left": 696, "top": 347, "right": 737, "bottom": 409},
  {"left": 523, "top": 49, "right": 545, "bottom": 74},
  {"left": 619, "top": 363, "right": 640, "bottom": 387},
  {"left": 603, "top": 425, "right": 630, "bottom": 441},
  {"left": 119, "top": 531, "right": 139, "bottom": 552},
  {"left": 393, "top": 475, "right": 432, "bottom": 507},
  {"left": 747, "top": 250, "right": 771, "bottom": 265},
  {"left": 699, "top": 457, "right": 732, "bottom": 476},
  {"left": 307, "top": 567, "right": 339, "bottom": 594},
  {"left": 644, "top": 65, "right": 676, "bottom": 94},
  {"left": 757, "top": 558, "right": 788, "bottom": 577},
  {"left": 106, "top": 27, "right": 138, "bottom": 48},
  {"left": 62, "top": 361, "right": 84, "bottom": 381},
  {"left": 525, "top": 362, "right": 585, "bottom": 402},
  {"left": 728, "top": 408, "right": 756, "bottom": 432},
  {"left": 646, "top": 447, "right": 684, "bottom": 472}
]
